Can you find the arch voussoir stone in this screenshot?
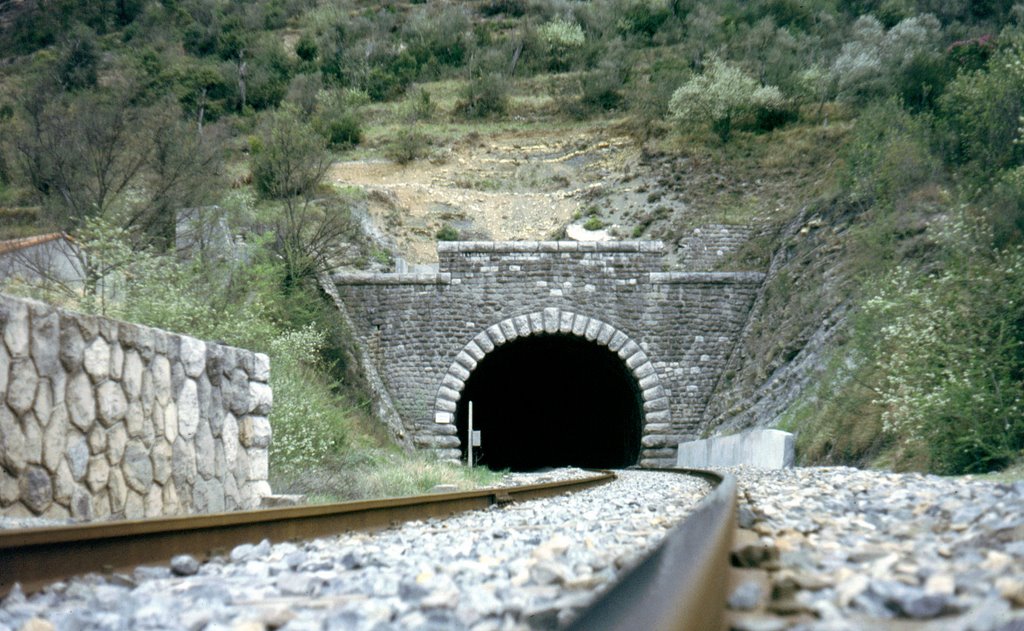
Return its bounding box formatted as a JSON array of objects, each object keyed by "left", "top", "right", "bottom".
[
  {"left": 433, "top": 311, "right": 668, "bottom": 441},
  {"left": 486, "top": 324, "right": 507, "bottom": 346},
  {"left": 571, "top": 314, "right": 589, "bottom": 337},
  {"left": 474, "top": 332, "right": 495, "bottom": 354},
  {"left": 499, "top": 320, "right": 518, "bottom": 342}
]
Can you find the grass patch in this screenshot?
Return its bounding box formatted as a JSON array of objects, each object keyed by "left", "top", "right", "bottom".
[
  {"left": 974, "top": 460, "right": 1024, "bottom": 483},
  {"left": 777, "top": 347, "right": 893, "bottom": 468},
  {"left": 277, "top": 447, "right": 505, "bottom": 503}
]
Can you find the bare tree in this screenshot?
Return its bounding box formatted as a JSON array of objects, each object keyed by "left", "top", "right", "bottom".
[
  {"left": 251, "top": 107, "right": 358, "bottom": 285},
  {"left": 11, "top": 82, "right": 223, "bottom": 251}
]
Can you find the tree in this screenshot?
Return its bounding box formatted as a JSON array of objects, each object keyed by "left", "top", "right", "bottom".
[
  {"left": 251, "top": 107, "right": 358, "bottom": 285},
  {"left": 12, "top": 85, "right": 150, "bottom": 228},
  {"left": 131, "top": 103, "right": 225, "bottom": 250},
  {"left": 55, "top": 24, "right": 100, "bottom": 91},
  {"left": 10, "top": 82, "right": 223, "bottom": 250},
  {"left": 828, "top": 14, "right": 943, "bottom": 105},
  {"left": 538, "top": 18, "right": 585, "bottom": 72},
  {"left": 669, "top": 56, "right": 785, "bottom": 142}
]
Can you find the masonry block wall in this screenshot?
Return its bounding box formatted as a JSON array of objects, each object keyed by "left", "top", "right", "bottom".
[
  {"left": 0, "top": 294, "right": 272, "bottom": 521},
  {"left": 332, "top": 241, "right": 763, "bottom": 467}
]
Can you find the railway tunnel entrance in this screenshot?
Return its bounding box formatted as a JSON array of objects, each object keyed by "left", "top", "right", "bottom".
[{"left": 454, "top": 333, "right": 643, "bottom": 471}]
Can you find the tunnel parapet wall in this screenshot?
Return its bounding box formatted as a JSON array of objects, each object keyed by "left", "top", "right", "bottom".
[
  {"left": 331, "top": 241, "right": 763, "bottom": 467},
  {"left": 0, "top": 293, "right": 271, "bottom": 521}
]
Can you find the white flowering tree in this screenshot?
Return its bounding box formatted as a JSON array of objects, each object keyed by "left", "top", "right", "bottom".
[
  {"left": 829, "top": 14, "right": 941, "bottom": 103},
  {"left": 538, "top": 18, "right": 585, "bottom": 72},
  {"left": 668, "top": 57, "right": 785, "bottom": 142}
]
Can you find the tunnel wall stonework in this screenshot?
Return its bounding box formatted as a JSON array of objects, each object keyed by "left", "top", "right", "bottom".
[
  {"left": 0, "top": 293, "right": 272, "bottom": 521},
  {"left": 331, "top": 241, "right": 764, "bottom": 467}
]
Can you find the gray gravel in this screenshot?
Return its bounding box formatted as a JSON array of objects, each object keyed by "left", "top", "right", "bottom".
[
  {"left": 729, "top": 466, "right": 1024, "bottom": 631},
  {"left": 0, "top": 470, "right": 709, "bottom": 631}
]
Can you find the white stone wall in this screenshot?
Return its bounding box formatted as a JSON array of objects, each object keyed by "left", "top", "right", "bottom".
[
  {"left": 0, "top": 293, "right": 271, "bottom": 521},
  {"left": 676, "top": 429, "right": 794, "bottom": 469}
]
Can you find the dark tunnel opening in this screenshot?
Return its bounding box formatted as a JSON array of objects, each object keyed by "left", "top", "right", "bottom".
[{"left": 454, "top": 333, "right": 643, "bottom": 471}]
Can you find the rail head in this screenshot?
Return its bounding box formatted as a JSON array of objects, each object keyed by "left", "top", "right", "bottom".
[{"left": 565, "top": 467, "right": 738, "bottom": 631}]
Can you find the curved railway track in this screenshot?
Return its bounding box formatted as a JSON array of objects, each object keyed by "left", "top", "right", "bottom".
[{"left": 0, "top": 468, "right": 737, "bottom": 630}]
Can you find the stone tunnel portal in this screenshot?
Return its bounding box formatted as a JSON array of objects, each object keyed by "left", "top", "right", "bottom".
[{"left": 455, "top": 333, "right": 643, "bottom": 471}]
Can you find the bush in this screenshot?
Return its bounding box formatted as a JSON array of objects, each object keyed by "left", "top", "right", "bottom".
[
  {"left": 862, "top": 217, "right": 1024, "bottom": 474},
  {"left": 618, "top": 0, "right": 671, "bottom": 38},
  {"left": 269, "top": 326, "right": 352, "bottom": 476},
  {"left": 456, "top": 72, "right": 509, "bottom": 119},
  {"left": 538, "top": 18, "right": 586, "bottom": 71},
  {"left": 322, "top": 113, "right": 363, "bottom": 149},
  {"left": 403, "top": 5, "right": 472, "bottom": 70},
  {"left": 938, "top": 41, "right": 1024, "bottom": 178},
  {"left": 985, "top": 166, "right": 1024, "bottom": 248},
  {"left": 403, "top": 86, "right": 436, "bottom": 122},
  {"left": 840, "top": 99, "right": 940, "bottom": 207},
  {"left": 386, "top": 128, "right": 430, "bottom": 164},
  {"left": 479, "top": 0, "right": 528, "bottom": 17},
  {"left": 829, "top": 14, "right": 944, "bottom": 105},
  {"left": 752, "top": 100, "right": 799, "bottom": 132},
  {"left": 295, "top": 33, "right": 318, "bottom": 63},
  {"left": 365, "top": 51, "right": 418, "bottom": 102},
  {"left": 668, "top": 56, "right": 785, "bottom": 142},
  {"left": 436, "top": 224, "right": 459, "bottom": 241},
  {"left": 251, "top": 107, "right": 330, "bottom": 199}
]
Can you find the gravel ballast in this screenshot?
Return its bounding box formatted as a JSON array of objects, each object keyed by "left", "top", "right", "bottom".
[
  {"left": 728, "top": 466, "right": 1024, "bottom": 631},
  {"left": 0, "top": 470, "right": 709, "bottom": 631}
]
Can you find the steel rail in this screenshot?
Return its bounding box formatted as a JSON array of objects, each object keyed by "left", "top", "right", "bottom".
[
  {"left": 565, "top": 467, "right": 737, "bottom": 631},
  {"left": 0, "top": 470, "right": 615, "bottom": 597}
]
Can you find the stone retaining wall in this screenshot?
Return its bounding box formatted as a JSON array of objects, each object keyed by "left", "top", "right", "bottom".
[
  {"left": 677, "top": 224, "right": 755, "bottom": 271},
  {"left": 0, "top": 293, "right": 271, "bottom": 521}
]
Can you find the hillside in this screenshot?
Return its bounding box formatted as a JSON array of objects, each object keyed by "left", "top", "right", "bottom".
[{"left": 0, "top": 0, "right": 1022, "bottom": 481}]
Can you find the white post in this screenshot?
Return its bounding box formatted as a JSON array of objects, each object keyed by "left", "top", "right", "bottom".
[{"left": 467, "top": 401, "right": 474, "bottom": 467}]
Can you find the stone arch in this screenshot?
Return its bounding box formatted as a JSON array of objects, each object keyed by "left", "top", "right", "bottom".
[{"left": 431, "top": 307, "right": 669, "bottom": 427}]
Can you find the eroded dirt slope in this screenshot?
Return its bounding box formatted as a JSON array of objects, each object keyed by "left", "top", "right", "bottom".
[{"left": 330, "top": 129, "right": 636, "bottom": 266}]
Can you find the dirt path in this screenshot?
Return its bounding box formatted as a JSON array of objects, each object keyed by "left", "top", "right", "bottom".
[{"left": 329, "top": 128, "right": 635, "bottom": 265}]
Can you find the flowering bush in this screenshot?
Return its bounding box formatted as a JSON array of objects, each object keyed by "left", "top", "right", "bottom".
[
  {"left": 829, "top": 14, "right": 942, "bottom": 104},
  {"left": 863, "top": 215, "right": 1024, "bottom": 474},
  {"left": 269, "top": 325, "right": 352, "bottom": 475},
  {"left": 538, "top": 18, "right": 585, "bottom": 72},
  {"left": 668, "top": 56, "right": 785, "bottom": 142}
]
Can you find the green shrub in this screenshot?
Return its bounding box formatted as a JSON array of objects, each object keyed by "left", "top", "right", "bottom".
[
  {"left": 938, "top": 42, "right": 1024, "bottom": 178},
  {"left": 403, "top": 86, "right": 436, "bottom": 122},
  {"left": 752, "top": 100, "right": 799, "bottom": 132},
  {"left": 365, "top": 51, "right": 418, "bottom": 102},
  {"left": 386, "top": 128, "right": 430, "bottom": 164},
  {"left": 583, "top": 216, "right": 605, "bottom": 230},
  {"left": 269, "top": 326, "right": 352, "bottom": 476},
  {"left": 986, "top": 167, "right": 1024, "bottom": 248},
  {"left": 618, "top": 0, "right": 671, "bottom": 38},
  {"left": 456, "top": 72, "right": 509, "bottom": 119},
  {"left": 538, "top": 18, "right": 586, "bottom": 71},
  {"left": 322, "top": 113, "right": 363, "bottom": 149},
  {"left": 862, "top": 217, "right": 1024, "bottom": 474},
  {"left": 295, "top": 33, "right": 319, "bottom": 62},
  {"left": 436, "top": 224, "right": 460, "bottom": 241},
  {"left": 840, "top": 99, "right": 940, "bottom": 207},
  {"left": 251, "top": 107, "right": 330, "bottom": 200}
]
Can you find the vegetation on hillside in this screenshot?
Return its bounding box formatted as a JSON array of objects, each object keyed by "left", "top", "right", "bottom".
[{"left": 0, "top": 0, "right": 1021, "bottom": 477}]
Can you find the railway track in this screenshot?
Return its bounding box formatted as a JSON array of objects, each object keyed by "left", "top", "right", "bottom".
[{"left": 0, "top": 468, "right": 737, "bottom": 630}]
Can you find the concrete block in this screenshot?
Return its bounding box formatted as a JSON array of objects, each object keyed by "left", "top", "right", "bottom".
[{"left": 676, "top": 429, "right": 794, "bottom": 469}]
